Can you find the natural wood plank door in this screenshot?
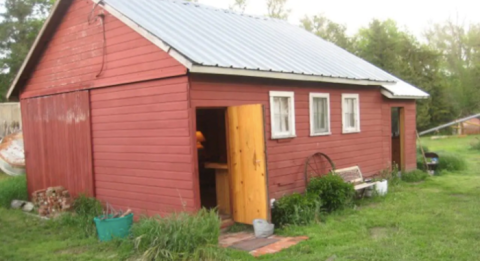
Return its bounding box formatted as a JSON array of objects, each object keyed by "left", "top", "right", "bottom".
[{"left": 227, "top": 104, "right": 268, "bottom": 224}]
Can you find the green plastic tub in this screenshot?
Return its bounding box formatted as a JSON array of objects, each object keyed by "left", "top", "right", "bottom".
[{"left": 94, "top": 213, "right": 134, "bottom": 242}]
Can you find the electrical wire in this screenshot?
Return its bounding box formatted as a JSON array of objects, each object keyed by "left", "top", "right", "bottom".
[{"left": 88, "top": 2, "right": 107, "bottom": 78}]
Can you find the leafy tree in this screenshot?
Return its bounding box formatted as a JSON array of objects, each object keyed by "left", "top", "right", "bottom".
[
  {"left": 301, "top": 14, "right": 353, "bottom": 51},
  {"left": 425, "top": 20, "right": 480, "bottom": 116},
  {"left": 355, "top": 19, "right": 456, "bottom": 129},
  {"left": 0, "top": 0, "right": 53, "bottom": 100},
  {"left": 266, "top": 0, "right": 289, "bottom": 20},
  {"left": 229, "top": 0, "right": 247, "bottom": 14}
]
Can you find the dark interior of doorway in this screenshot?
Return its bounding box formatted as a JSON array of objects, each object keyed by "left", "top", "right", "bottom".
[
  {"left": 391, "top": 107, "right": 403, "bottom": 171},
  {"left": 196, "top": 108, "right": 229, "bottom": 218}
]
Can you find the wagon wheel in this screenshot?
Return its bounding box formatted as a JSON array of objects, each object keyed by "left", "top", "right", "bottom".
[{"left": 304, "top": 152, "right": 335, "bottom": 187}]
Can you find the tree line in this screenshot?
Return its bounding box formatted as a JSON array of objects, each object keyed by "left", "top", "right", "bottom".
[{"left": 1, "top": 0, "right": 479, "bottom": 130}]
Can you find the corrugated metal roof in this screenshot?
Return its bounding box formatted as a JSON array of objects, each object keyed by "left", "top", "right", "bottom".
[
  {"left": 382, "top": 79, "right": 429, "bottom": 99},
  {"left": 103, "top": 0, "right": 399, "bottom": 83}
]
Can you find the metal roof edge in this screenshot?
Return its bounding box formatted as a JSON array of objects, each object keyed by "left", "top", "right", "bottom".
[
  {"left": 380, "top": 88, "right": 429, "bottom": 100},
  {"left": 190, "top": 65, "right": 394, "bottom": 86}
]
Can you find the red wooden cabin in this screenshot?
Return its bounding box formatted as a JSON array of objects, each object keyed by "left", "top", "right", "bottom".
[{"left": 8, "top": 0, "right": 429, "bottom": 224}]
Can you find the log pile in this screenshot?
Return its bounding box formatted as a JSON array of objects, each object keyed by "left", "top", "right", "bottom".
[{"left": 32, "top": 186, "right": 73, "bottom": 217}]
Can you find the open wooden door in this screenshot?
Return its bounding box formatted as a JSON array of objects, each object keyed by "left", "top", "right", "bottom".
[{"left": 227, "top": 104, "right": 268, "bottom": 225}]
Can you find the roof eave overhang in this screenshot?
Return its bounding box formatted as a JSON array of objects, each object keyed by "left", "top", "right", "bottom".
[
  {"left": 190, "top": 65, "right": 393, "bottom": 86},
  {"left": 380, "top": 88, "right": 429, "bottom": 100}
]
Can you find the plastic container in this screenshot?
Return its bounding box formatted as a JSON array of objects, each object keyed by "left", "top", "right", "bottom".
[
  {"left": 253, "top": 219, "right": 275, "bottom": 238},
  {"left": 375, "top": 180, "right": 388, "bottom": 196},
  {"left": 94, "top": 213, "right": 134, "bottom": 242}
]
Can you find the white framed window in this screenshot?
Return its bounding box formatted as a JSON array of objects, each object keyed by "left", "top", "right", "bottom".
[
  {"left": 269, "top": 91, "right": 296, "bottom": 139},
  {"left": 342, "top": 94, "right": 361, "bottom": 133},
  {"left": 309, "top": 93, "right": 331, "bottom": 136}
]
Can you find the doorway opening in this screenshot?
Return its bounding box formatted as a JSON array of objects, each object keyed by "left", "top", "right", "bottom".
[
  {"left": 391, "top": 107, "right": 405, "bottom": 171},
  {"left": 196, "top": 108, "right": 231, "bottom": 221},
  {"left": 195, "top": 104, "right": 269, "bottom": 225}
]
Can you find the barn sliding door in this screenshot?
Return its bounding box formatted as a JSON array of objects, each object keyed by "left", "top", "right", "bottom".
[
  {"left": 227, "top": 104, "right": 268, "bottom": 224},
  {"left": 21, "top": 91, "right": 94, "bottom": 197}
]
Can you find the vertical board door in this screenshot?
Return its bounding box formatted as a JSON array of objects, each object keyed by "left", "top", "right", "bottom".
[
  {"left": 227, "top": 104, "right": 268, "bottom": 224},
  {"left": 21, "top": 91, "right": 94, "bottom": 197}
]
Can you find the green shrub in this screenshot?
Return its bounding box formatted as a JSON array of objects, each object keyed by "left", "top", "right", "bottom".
[
  {"left": 437, "top": 152, "right": 467, "bottom": 172},
  {"left": 401, "top": 170, "right": 429, "bottom": 183},
  {"left": 132, "top": 208, "right": 221, "bottom": 260},
  {"left": 307, "top": 174, "right": 355, "bottom": 212},
  {"left": 271, "top": 193, "right": 321, "bottom": 227},
  {"left": 56, "top": 194, "right": 103, "bottom": 238},
  {"left": 0, "top": 175, "right": 27, "bottom": 208}
]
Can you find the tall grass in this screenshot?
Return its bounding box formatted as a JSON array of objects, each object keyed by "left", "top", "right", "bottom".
[
  {"left": 470, "top": 138, "right": 480, "bottom": 151},
  {"left": 132, "top": 208, "right": 221, "bottom": 260},
  {"left": 271, "top": 193, "right": 322, "bottom": 227},
  {"left": 0, "top": 175, "right": 27, "bottom": 208},
  {"left": 437, "top": 152, "right": 467, "bottom": 172},
  {"left": 55, "top": 194, "right": 103, "bottom": 238},
  {"left": 401, "top": 170, "right": 429, "bottom": 183}
]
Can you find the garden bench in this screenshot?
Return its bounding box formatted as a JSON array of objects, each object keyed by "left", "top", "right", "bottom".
[{"left": 334, "top": 166, "right": 375, "bottom": 191}]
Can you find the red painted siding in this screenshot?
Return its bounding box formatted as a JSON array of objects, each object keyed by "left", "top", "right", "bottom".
[
  {"left": 190, "top": 75, "right": 418, "bottom": 200},
  {"left": 20, "top": 91, "right": 94, "bottom": 197},
  {"left": 20, "top": 0, "right": 186, "bottom": 99},
  {"left": 90, "top": 76, "right": 195, "bottom": 216}
]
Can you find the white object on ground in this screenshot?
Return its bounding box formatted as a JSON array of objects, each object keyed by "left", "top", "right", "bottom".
[
  {"left": 375, "top": 180, "right": 388, "bottom": 196},
  {"left": 22, "top": 202, "right": 35, "bottom": 212},
  {"left": 253, "top": 219, "right": 275, "bottom": 238}
]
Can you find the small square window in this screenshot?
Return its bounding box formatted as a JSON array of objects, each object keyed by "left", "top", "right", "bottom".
[
  {"left": 270, "top": 91, "right": 296, "bottom": 139},
  {"left": 342, "top": 94, "right": 360, "bottom": 133},
  {"left": 309, "top": 93, "right": 331, "bottom": 136}
]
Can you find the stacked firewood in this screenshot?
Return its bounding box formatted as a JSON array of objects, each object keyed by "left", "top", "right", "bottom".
[{"left": 32, "top": 186, "right": 73, "bottom": 217}]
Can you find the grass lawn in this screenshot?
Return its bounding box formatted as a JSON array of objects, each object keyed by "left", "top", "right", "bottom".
[
  {"left": 0, "top": 172, "right": 9, "bottom": 181},
  {"left": 0, "top": 135, "right": 479, "bottom": 260}
]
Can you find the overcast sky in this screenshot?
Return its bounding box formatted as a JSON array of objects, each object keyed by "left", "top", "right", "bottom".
[{"left": 200, "top": 0, "right": 480, "bottom": 38}]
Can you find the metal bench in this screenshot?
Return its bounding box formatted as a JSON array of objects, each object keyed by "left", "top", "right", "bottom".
[{"left": 334, "top": 166, "right": 375, "bottom": 191}]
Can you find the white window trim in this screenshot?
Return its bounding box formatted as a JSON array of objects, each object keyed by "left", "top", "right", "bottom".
[
  {"left": 269, "top": 91, "right": 296, "bottom": 139},
  {"left": 342, "top": 93, "right": 361, "bottom": 134},
  {"left": 309, "top": 93, "right": 331, "bottom": 136}
]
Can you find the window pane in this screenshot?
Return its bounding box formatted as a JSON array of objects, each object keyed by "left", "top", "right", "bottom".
[
  {"left": 344, "top": 97, "right": 357, "bottom": 129},
  {"left": 313, "top": 97, "right": 328, "bottom": 133},
  {"left": 273, "top": 96, "right": 290, "bottom": 134}
]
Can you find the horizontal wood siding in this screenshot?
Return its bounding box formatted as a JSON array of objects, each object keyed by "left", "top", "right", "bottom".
[
  {"left": 20, "top": 0, "right": 186, "bottom": 99},
  {"left": 190, "top": 75, "right": 418, "bottom": 200},
  {"left": 90, "top": 76, "right": 195, "bottom": 216},
  {"left": 20, "top": 92, "right": 94, "bottom": 197}
]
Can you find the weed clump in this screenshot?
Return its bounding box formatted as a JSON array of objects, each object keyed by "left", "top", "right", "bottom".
[
  {"left": 271, "top": 193, "right": 321, "bottom": 227},
  {"left": 0, "top": 175, "right": 27, "bottom": 208},
  {"left": 55, "top": 194, "right": 103, "bottom": 238},
  {"left": 401, "top": 170, "right": 429, "bottom": 183},
  {"left": 132, "top": 208, "right": 221, "bottom": 260},
  {"left": 437, "top": 152, "right": 467, "bottom": 172},
  {"left": 470, "top": 138, "right": 480, "bottom": 151}
]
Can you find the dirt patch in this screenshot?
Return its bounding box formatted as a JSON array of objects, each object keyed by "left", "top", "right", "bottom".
[{"left": 369, "top": 227, "right": 389, "bottom": 240}]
